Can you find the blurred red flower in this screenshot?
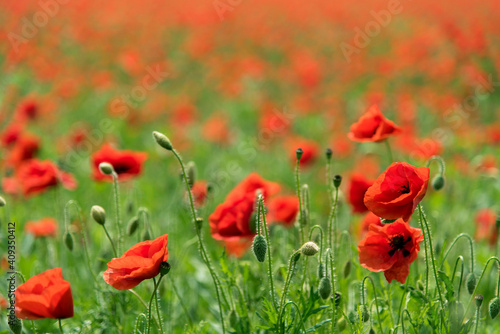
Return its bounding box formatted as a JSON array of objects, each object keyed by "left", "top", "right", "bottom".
[
  {"left": 286, "top": 137, "right": 319, "bottom": 167},
  {"left": 14, "top": 97, "right": 39, "bottom": 123},
  {"left": 202, "top": 114, "right": 231, "bottom": 145},
  {"left": 91, "top": 144, "right": 148, "bottom": 182},
  {"left": 0, "top": 123, "right": 24, "bottom": 147},
  {"left": 267, "top": 195, "right": 299, "bottom": 227},
  {"left": 103, "top": 234, "right": 169, "bottom": 290},
  {"left": 348, "top": 105, "right": 402, "bottom": 143},
  {"left": 364, "top": 162, "right": 429, "bottom": 222},
  {"left": 348, "top": 173, "right": 374, "bottom": 214},
  {"left": 475, "top": 208, "right": 498, "bottom": 246},
  {"left": 358, "top": 212, "right": 383, "bottom": 239},
  {"left": 358, "top": 219, "right": 423, "bottom": 283},
  {"left": 25, "top": 218, "right": 58, "bottom": 238},
  {"left": 190, "top": 180, "right": 209, "bottom": 208},
  {"left": 2, "top": 159, "right": 77, "bottom": 196},
  {"left": 5, "top": 133, "right": 40, "bottom": 168},
  {"left": 15, "top": 268, "right": 74, "bottom": 320}
]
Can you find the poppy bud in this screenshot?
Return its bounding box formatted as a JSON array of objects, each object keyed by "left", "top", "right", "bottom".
[
  {"left": 99, "top": 162, "right": 114, "bottom": 175},
  {"left": 8, "top": 316, "right": 22, "bottom": 334},
  {"left": 337, "top": 317, "right": 347, "bottom": 331},
  {"left": 318, "top": 276, "right": 332, "bottom": 299},
  {"left": 186, "top": 161, "right": 196, "bottom": 188},
  {"left": 317, "top": 262, "right": 325, "bottom": 278},
  {"left": 381, "top": 218, "right": 397, "bottom": 224},
  {"left": 142, "top": 229, "right": 151, "bottom": 241},
  {"left": 333, "top": 175, "right": 342, "bottom": 188},
  {"left": 325, "top": 148, "right": 332, "bottom": 160},
  {"left": 252, "top": 234, "right": 267, "bottom": 262},
  {"left": 369, "top": 328, "right": 376, "bottom": 334},
  {"left": 489, "top": 297, "right": 500, "bottom": 319},
  {"left": 334, "top": 292, "right": 342, "bottom": 307},
  {"left": 0, "top": 196, "right": 6, "bottom": 207},
  {"left": 127, "top": 216, "right": 140, "bottom": 235},
  {"left": 296, "top": 148, "right": 303, "bottom": 161},
  {"left": 126, "top": 201, "right": 134, "bottom": 215},
  {"left": 292, "top": 252, "right": 301, "bottom": 263},
  {"left": 343, "top": 260, "right": 352, "bottom": 278},
  {"left": 195, "top": 217, "right": 203, "bottom": 232},
  {"left": 348, "top": 310, "right": 359, "bottom": 324},
  {"left": 64, "top": 232, "right": 74, "bottom": 251},
  {"left": 475, "top": 294, "right": 484, "bottom": 308},
  {"left": 229, "top": 309, "right": 238, "bottom": 328},
  {"left": 432, "top": 175, "right": 445, "bottom": 191},
  {"left": 91, "top": 205, "right": 106, "bottom": 225},
  {"left": 361, "top": 305, "right": 370, "bottom": 322},
  {"left": 466, "top": 273, "right": 477, "bottom": 295},
  {"left": 152, "top": 131, "right": 173, "bottom": 151},
  {"left": 160, "top": 261, "right": 171, "bottom": 276},
  {"left": 300, "top": 241, "right": 319, "bottom": 256}
]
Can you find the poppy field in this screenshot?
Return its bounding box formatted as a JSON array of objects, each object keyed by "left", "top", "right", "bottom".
[{"left": 1, "top": 0, "right": 500, "bottom": 333}]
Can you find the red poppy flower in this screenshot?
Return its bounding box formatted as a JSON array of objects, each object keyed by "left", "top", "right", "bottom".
[
  {"left": 348, "top": 105, "right": 402, "bottom": 143},
  {"left": 348, "top": 173, "right": 374, "bottom": 214},
  {"left": 25, "top": 218, "right": 58, "bottom": 238},
  {"left": 91, "top": 144, "right": 148, "bottom": 182},
  {"left": 0, "top": 123, "right": 24, "bottom": 147},
  {"left": 2, "top": 159, "right": 77, "bottom": 197},
  {"left": 268, "top": 195, "right": 299, "bottom": 227},
  {"left": 0, "top": 294, "right": 7, "bottom": 310},
  {"left": 358, "top": 212, "right": 384, "bottom": 239},
  {"left": 103, "top": 234, "right": 169, "bottom": 290},
  {"left": 364, "top": 162, "right": 429, "bottom": 222},
  {"left": 475, "top": 208, "right": 498, "bottom": 246},
  {"left": 358, "top": 219, "right": 423, "bottom": 283},
  {"left": 227, "top": 172, "right": 281, "bottom": 199},
  {"left": 201, "top": 114, "right": 231, "bottom": 145},
  {"left": 5, "top": 133, "right": 40, "bottom": 168},
  {"left": 190, "top": 180, "right": 209, "bottom": 208},
  {"left": 14, "top": 97, "right": 39, "bottom": 122},
  {"left": 286, "top": 137, "right": 320, "bottom": 167},
  {"left": 15, "top": 268, "right": 74, "bottom": 320}
]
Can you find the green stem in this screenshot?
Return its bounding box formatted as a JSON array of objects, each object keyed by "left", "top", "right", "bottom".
[
  {"left": 154, "top": 278, "right": 164, "bottom": 334},
  {"left": 385, "top": 139, "right": 394, "bottom": 164},
  {"left": 396, "top": 275, "right": 410, "bottom": 331},
  {"left": 451, "top": 256, "right": 465, "bottom": 301},
  {"left": 147, "top": 276, "right": 163, "bottom": 334},
  {"left": 259, "top": 196, "right": 277, "bottom": 309},
  {"left": 361, "top": 276, "right": 384, "bottom": 334},
  {"left": 112, "top": 172, "right": 122, "bottom": 254},
  {"left": 102, "top": 225, "right": 118, "bottom": 258},
  {"left": 172, "top": 279, "right": 194, "bottom": 327},
  {"left": 278, "top": 250, "right": 301, "bottom": 330},
  {"left": 295, "top": 159, "right": 304, "bottom": 244},
  {"left": 172, "top": 149, "right": 226, "bottom": 334},
  {"left": 327, "top": 186, "right": 340, "bottom": 333},
  {"left": 474, "top": 305, "right": 480, "bottom": 334},
  {"left": 282, "top": 301, "right": 307, "bottom": 333},
  {"left": 439, "top": 233, "right": 474, "bottom": 273},
  {"left": 58, "top": 319, "right": 63, "bottom": 334}
]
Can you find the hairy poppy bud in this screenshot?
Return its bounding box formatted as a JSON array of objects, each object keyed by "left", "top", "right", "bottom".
[
  {"left": 195, "top": 217, "right": 203, "bottom": 232},
  {"left": 186, "top": 161, "right": 196, "bottom": 188},
  {"left": 127, "top": 216, "right": 140, "bottom": 235},
  {"left": 296, "top": 148, "right": 303, "bottom": 161},
  {"left": 64, "top": 232, "right": 74, "bottom": 251},
  {"left": 333, "top": 175, "right": 342, "bottom": 188},
  {"left": 361, "top": 305, "right": 370, "bottom": 322},
  {"left": 300, "top": 241, "right": 319, "bottom": 256},
  {"left": 317, "top": 262, "right": 325, "bottom": 278},
  {"left": 91, "top": 205, "right": 106, "bottom": 225},
  {"left": 475, "top": 294, "right": 484, "bottom": 308},
  {"left": 432, "top": 175, "right": 445, "bottom": 191},
  {"left": 334, "top": 292, "right": 342, "bottom": 307},
  {"left": 337, "top": 317, "right": 347, "bottom": 331},
  {"left": 99, "top": 162, "right": 114, "bottom": 175},
  {"left": 0, "top": 196, "right": 6, "bottom": 207},
  {"left": 318, "top": 276, "right": 332, "bottom": 299},
  {"left": 252, "top": 234, "right": 267, "bottom": 262},
  {"left": 489, "top": 297, "right": 500, "bottom": 319},
  {"left": 152, "top": 131, "right": 173, "bottom": 151},
  {"left": 8, "top": 316, "right": 22, "bottom": 334},
  {"left": 369, "top": 328, "right": 376, "bottom": 334},
  {"left": 325, "top": 148, "right": 332, "bottom": 160},
  {"left": 292, "top": 252, "right": 301, "bottom": 263},
  {"left": 229, "top": 309, "right": 238, "bottom": 328},
  {"left": 142, "top": 229, "right": 151, "bottom": 241},
  {"left": 160, "top": 261, "right": 171, "bottom": 276},
  {"left": 466, "top": 273, "right": 477, "bottom": 295},
  {"left": 343, "top": 260, "right": 352, "bottom": 278},
  {"left": 348, "top": 310, "right": 359, "bottom": 324}
]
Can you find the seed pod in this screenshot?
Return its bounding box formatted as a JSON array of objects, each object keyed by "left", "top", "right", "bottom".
[
  {"left": 99, "top": 162, "right": 114, "bottom": 175},
  {"left": 64, "top": 232, "right": 74, "bottom": 251},
  {"left": 152, "top": 131, "right": 173, "bottom": 151},
  {"left": 318, "top": 277, "right": 332, "bottom": 299},
  {"left": 8, "top": 316, "right": 22, "bottom": 334},
  {"left": 361, "top": 305, "right": 370, "bottom": 322},
  {"left": 160, "top": 261, "right": 171, "bottom": 276},
  {"left": 432, "top": 175, "right": 445, "bottom": 190},
  {"left": 300, "top": 241, "right": 319, "bottom": 256},
  {"left": 369, "top": 328, "right": 376, "bottom": 334},
  {"left": 333, "top": 175, "right": 342, "bottom": 188},
  {"left": 296, "top": 148, "right": 303, "bottom": 161},
  {"left": 489, "top": 297, "right": 500, "bottom": 319},
  {"left": 186, "top": 161, "right": 196, "bottom": 188},
  {"left": 343, "top": 261, "right": 352, "bottom": 278},
  {"left": 466, "top": 273, "right": 477, "bottom": 295},
  {"left": 475, "top": 294, "right": 484, "bottom": 308},
  {"left": 348, "top": 310, "right": 358, "bottom": 324},
  {"left": 91, "top": 205, "right": 106, "bottom": 225},
  {"left": 252, "top": 234, "right": 267, "bottom": 262},
  {"left": 127, "top": 216, "right": 140, "bottom": 235},
  {"left": 325, "top": 148, "right": 332, "bottom": 160}
]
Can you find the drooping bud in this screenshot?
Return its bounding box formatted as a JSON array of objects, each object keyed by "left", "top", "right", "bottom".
[
  {"left": 361, "top": 305, "right": 370, "bottom": 322},
  {"left": 343, "top": 261, "right": 352, "bottom": 278},
  {"left": 152, "top": 131, "right": 173, "bottom": 151},
  {"left": 292, "top": 251, "right": 301, "bottom": 263},
  {"left": 369, "top": 328, "right": 376, "bottom": 334},
  {"left": 475, "top": 294, "right": 484, "bottom": 308},
  {"left": 8, "top": 316, "right": 22, "bottom": 334},
  {"left": 348, "top": 310, "right": 359, "bottom": 324},
  {"left": 466, "top": 273, "right": 477, "bottom": 295},
  {"left": 325, "top": 148, "right": 332, "bottom": 160},
  {"left": 489, "top": 297, "right": 500, "bottom": 319},
  {"left": 142, "top": 229, "right": 151, "bottom": 241},
  {"left": 64, "top": 232, "right": 74, "bottom": 251},
  {"left": 186, "top": 161, "right": 196, "bottom": 188},
  {"left": 0, "top": 196, "right": 6, "bottom": 207},
  {"left": 99, "top": 162, "right": 114, "bottom": 175},
  {"left": 127, "top": 216, "right": 140, "bottom": 235},
  {"left": 91, "top": 205, "right": 106, "bottom": 225},
  {"left": 333, "top": 175, "right": 342, "bottom": 188},
  {"left": 160, "top": 261, "right": 171, "bottom": 276},
  {"left": 252, "top": 234, "right": 267, "bottom": 262},
  {"left": 318, "top": 276, "right": 332, "bottom": 300},
  {"left": 300, "top": 241, "right": 319, "bottom": 256},
  {"left": 432, "top": 175, "right": 445, "bottom": 191},
  {"left": 296, "top": 148, "right": 303, "bottom": 161}
]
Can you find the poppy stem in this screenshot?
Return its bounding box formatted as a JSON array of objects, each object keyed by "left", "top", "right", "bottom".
[
  {"left": 327, "top": 185, "right": 340, "bottom": 333},
  {"left": 385, "top": 139, "right": 394, "bottom": 164},
  {"left": 111, "top": 172, "right": 122, "bottom": 254},
  {"left": 278, "top": 250, "right": 301, "bottom": 330},
  {"left": 295, "top": 158, "right": 305, "bottom": 244},
  {"left": 439, "top": 233, "right": 474, "bottom": 274},
  {"left": 171, "top": 149, "right": 227, "bottom": 334},
  {"left": 451, "top": 256, "right": 465, "bottom": 301},
  {"left": 102, "top": 225, "right": 118, "bottom": 258},
  {"left": 154, "top": 278, "right": 164, "bottom": 334},
  {"left": 58, "top": 319, "right": 63, "bottom": 334},
  {"left": 172, "top": 279, "right": 194, "bottom": 327},
  {"left": 474, "top": 301, "right": 481, "bottom": 334},
  {"left": 361, "top": 276, "right": 384, "bottom": 334},
  {"left": 147, "top": 276, "right": 163, "bottom": 334},
  {"left": 259, "top": 196, "right": 277, "bottom": 309}
]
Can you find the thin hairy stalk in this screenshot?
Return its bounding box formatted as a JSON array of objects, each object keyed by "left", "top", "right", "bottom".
[
  {"left": 295, "top": 159, "right": 304, "bottom": 244},
  {"left": 102, "top": 225, "right": 118, "bottom": 258},
  {"left": 327, "top": 186, "right": 340, "bottom": 333},
  {"left": 439, "top": 233, "right": 474, "bottom": 273},
  {"left": 147, "top": 276, "right": 163, "bottom": 334},
  {"left": 259, "top": 197, "right": 277, "bottom": 309},
  {"left": 396, "top": 276, "right": 410, "bottom": 331},
  {"left": 361, "top": 276, "right": 384, "bottom": 334},
  {"left": 278, "top": 250, "right": 301, "bottom": 329},
  {"left": 282, "top": 301, "right": 307, "bottom": 333},
  {"left": 451, "top": 256, "right": 465, "bottom": 301},
  {"left": 111, "top": 172, "right": 122, "bottom": 254},
  {"left": 172, "top": 279, "right": 194, "bottom": 327},
  {"left": 474, "top": 304, "right": 481, "bottom": 334}
]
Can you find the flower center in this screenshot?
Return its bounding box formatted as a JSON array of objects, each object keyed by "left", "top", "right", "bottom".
[
  {"left": 400, "top": 184, "right": 410, "bottom": 194},
  {"left": 388, "top": 234, "right": 412, "bottom": 257}
]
